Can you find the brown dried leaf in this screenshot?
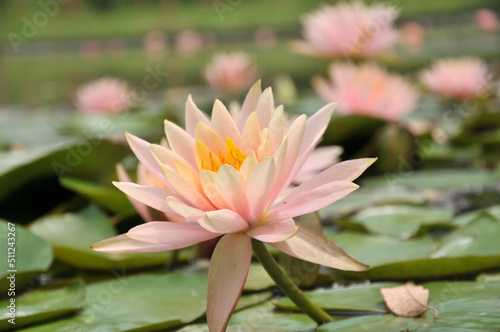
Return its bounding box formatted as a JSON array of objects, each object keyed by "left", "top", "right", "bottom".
[{"left": 380, "top": 282, "right": 438, "bottom": 319}]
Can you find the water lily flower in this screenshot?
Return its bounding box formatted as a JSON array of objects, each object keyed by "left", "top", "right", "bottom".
[
  {"left": 313, "top": 62, "right": 420, "bottom": 122},
  {"left": 203, "top": 52, "right": 257, "bottom": 95},
  {"left": 92, "top": 81, "right": 374, "bottom": 331},
  {"left": 400, "top": 22, "right": 425, "bottom": 52},
  {"left": 75, "top": 77, "right": 131, "bottom": 114},
  {"left": 475, "top": 9, "right": 499, "bottom": 32},
  {"left": 294, "top": 1, "right": 398, "bottom": 58},
  {"left": 419, "top": 57, "right": 492, "bottom": 101}
]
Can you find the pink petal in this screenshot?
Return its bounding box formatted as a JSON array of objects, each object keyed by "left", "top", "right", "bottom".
[
  {"left": 185, "top": 94, "right": 210, "bottom": 136},
  {"left": 293, "top": 146, "right": 343, "bottom": 184},
  {"left": 164, "top": 120, "right": 197, "bottom": 169},
  {"left": 287, "top": 103, "right": 337, "bottom": 185},
  {"left": 125, "top": 133, "right": 167, "bottom": 186},
  {"left": 245, "top": 157, "right": 276, "bottom": 223},
  {"left": 269, "top": 116, "right": 306, "bottom": 200},
  {"left": 291, "top": 158, "right": 375, "bottom": 195},
  {"left": 268, "top": 105, "right": 286, "bottom": 153},
  {"left": 200, "top": 170, "right": 229, "bottom": 209},
  {"left": 149, "top": 144, "right": 182, "bottom": 170},
  {"left": 207, "top": 234, "right": 252, "bottom": 332},
  {"left": 127, "top": 221, "right": 221, "bottom": 247},
  {"left": 113, "top": 181, "right": 180, "bottom": 216},
  {"left": 246, "top": 218, "right": 298, "bottom": 243},
  {"left": 270, "top": 224, "right": 369, "bottom": 271},
  {"left": 255, "top": 87, "right": 274, "bottom": 129},
  {"left": 161, "top": 164, "right": 214, "bottom": 210},
  {"left": 211, "top": 99, "right": 241, "bottom": 144},
  {"left": 215, "top": 165, "right": 247, "bottom": 217},
  {"left": 116, "top": 164, "right": 152, "bottom": 221},
  {"left": 166, "top": 197, "right": 206, "bottom": 221},
  {"left": 266, "top": 181, "right": 359, "bottom": 221},
  {"left": 91, "top": 234, "right": 174, "bottom": 253},
  {"left": 198, "top": 209, "right": 249, "bottom": 233},
  {"left": 238, "top": 80, "right": 262, "bottom": 131}
]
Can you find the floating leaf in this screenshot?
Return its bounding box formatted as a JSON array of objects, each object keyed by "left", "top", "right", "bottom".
[
  {"left": 0, "top": 139, "right": 129, "bottom": 201},
  {"left": 364, "top": 168, "right": 500, "bottom": 191},
  {"left": 275, "top": 282, "right": 399, "bottom": 313},
  {"left": 342, "top": 205, "right": 453, "bottom": 239},
  {"left": 28, "top": 205, "right": 175, "bottom": 270},
  {"left": 21, "top": 274, "right": 208, "bottom": 332},
  {"left": 320, "top": 186, "right": 427, "bottom": 218},
  {"left": 0, "top": 281, "right": 85, "bottom": 331},
  {"left": 60, "top": 176, "right": 132, "bottom": 214},
  {"left": 179, "top": 301, "right": 317, "bottom": 332},
  {"left": 332, "top": 212, "right": 500, "bottom": 280},
  {"left": 243, "top": 264, "right": 275, "bottom": 292},
  {"left": 0, "top": 220, "right": 53, "bottom": 292},
  {"left": 380, "top": 283, "right": 437, "bottom": 318},
  {"left": 318, "top": 282, "right": 500, "bottom": 331}
]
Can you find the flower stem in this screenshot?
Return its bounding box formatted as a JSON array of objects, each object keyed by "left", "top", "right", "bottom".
[{"left": 251, "top": 239, "right": 334, "bottom": 324}]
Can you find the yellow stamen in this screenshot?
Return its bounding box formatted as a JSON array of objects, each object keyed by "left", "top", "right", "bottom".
[{"left": 195, "top": 137, "right": 247, "bottom": 172}]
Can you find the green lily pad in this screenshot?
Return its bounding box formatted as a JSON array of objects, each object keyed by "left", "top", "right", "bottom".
[
  {"left": 0, "top": 220, "right": 53, "bottom": 292},
  {"left": 453, "top": 205, "right": 500, "bottom": 227},
  {"left": 60, "top": 177, "right": 132, "bottom": 214},
  {"left": 318, "top": 282, "right": 500, "bottom": 331},
  {"left": 342, "top": 205, "right": 453, "bottom": 239},
  {"left": 178, "top": 301, "right": 317, "bottom": 332},
  {"left": 0, "top": 280, "right": 85, "bottom": 331},
  {"left": 274, "top": 282, "right": 400, "bottom": 313},
  {"left": 431, "top": 213, "right": 500, "bottom": 258},
  {"left": 21, "top": 274, "right": 208, "bottom": 332},
  {"left": 328, "top": 232, "right": 434, "bottom": 269},
  {"left": 244, "top": 264, "right": 275, "bottom": 292},
  {"left": 0, "top": 139, "right": 128, "bottom": 201},
  {"left": 320, "top": 187, "right": 427, "bottom": 218},
  {"left": 476, "top": 272, "right": 500, "bottom": 283},
  {"left": 333, "top": 212, "right": 500, "bottom": 280},
  {"left": 28, "top": 205, "right": 173, "bottom": 270},
  {"left": 364, "top": 168, "right": 500, "bottom": 191}
]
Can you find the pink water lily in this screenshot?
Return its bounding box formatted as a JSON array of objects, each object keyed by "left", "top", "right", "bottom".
[
  {"left": 92, "top": 81, "right": 374, "bottom": 331},
  {"left": 313, "top": 62, "right": 420, "bottom": 122},
  {"left": 294, "top": 1, "right": 398, "bottom": 59},
  {"left": 75, "top": 77, "right": 130, "bottom": 114}
]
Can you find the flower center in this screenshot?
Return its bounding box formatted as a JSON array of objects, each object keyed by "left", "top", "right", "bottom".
[{"left": 195, "top": 137, "right": 247, "bottom": 172}]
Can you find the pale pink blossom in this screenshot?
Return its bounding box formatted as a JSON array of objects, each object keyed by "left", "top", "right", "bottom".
[
  {"left": 400, "top": 22, "right": 424, "bottom": 52},
  {"left": 175, "top": 29, "right": 204, "bottom": 54},
  {"left": 203, "top": 52, "right": 257, "bottom": 95},
  {"left": 419, "top": 57, "right": 492, "bottom": 101},
  {"left": 75, "top": 77, "right": 131, "bottom": 114},
  {"left": 475, "top": 9, "right": 499, "bottom": 32},
  {"left": 294, "top": 1, "right": 399, "bottom": 58},
  {"left": 313, "top": 63, "right": 419, "bottom": 122},
  {"left": 92, "top": 81, "right": 373, "bottom": 332}
]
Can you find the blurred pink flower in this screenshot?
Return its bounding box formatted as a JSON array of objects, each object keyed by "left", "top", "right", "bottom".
[
  {"left": 400, "top": 22, "right": 425, "bottom": 52},
  {"left": 203, "top": 52, "right": 257, "bottom": 95},
  {"left": 76, "top": 77, "right": 131, "bottom": 114},
  {"left": 175, "top": 29, "right": 204, "bottom": 54},
  {"left": 294, "top": 1, "right": 399, "bottom": 58},
  {"left": 92, "top": 81, "right": 373, "bottom": 332},
  {"left": 143, "top": 30, "right": 168, "bottom": 56},
  {"left": 475, "top": 9, "right": 499, "bottom": 32},
  {"left": 419, "top": 57, "right": 491, "bottom": 101},
  {"left": 313, "top": 63, "right": 419, "bottom": 122}
]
